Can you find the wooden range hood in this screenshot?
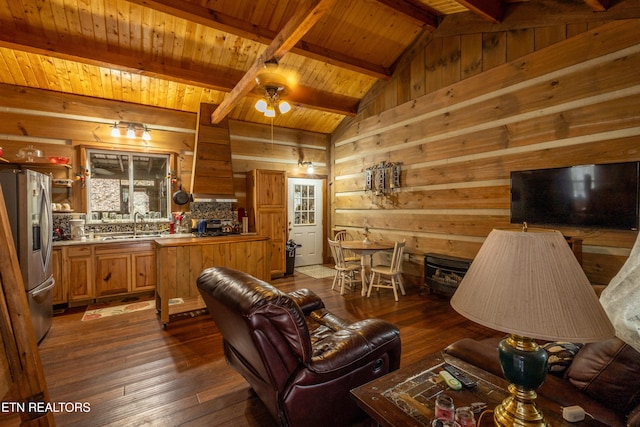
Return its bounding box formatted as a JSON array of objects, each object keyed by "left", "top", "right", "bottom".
[{"left": 190, "top": 103, "right": 237, "bottom": 202}]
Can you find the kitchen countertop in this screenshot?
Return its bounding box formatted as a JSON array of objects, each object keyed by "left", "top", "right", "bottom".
[
  {"left": 154, "top": 233, "right": 264, "bottom": 247},
  {"left": 53, "top": 233, "right": 261, "bottom": 247}
]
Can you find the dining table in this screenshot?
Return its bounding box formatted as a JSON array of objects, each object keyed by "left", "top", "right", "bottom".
[{"left": 339, "top": 240, "right": 395, "bottom": 296}]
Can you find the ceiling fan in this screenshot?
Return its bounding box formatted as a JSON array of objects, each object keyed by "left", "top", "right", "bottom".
[{"left": 253, "top": 59, "right": 296, "bottom": 117}]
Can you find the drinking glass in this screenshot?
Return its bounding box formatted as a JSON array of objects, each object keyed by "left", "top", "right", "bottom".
[
  {"left": 455, "top": 407, "right": 476, "bottom": 427},
  {"left": 434, "top": 394, "right": 454, "bottom": 421}
]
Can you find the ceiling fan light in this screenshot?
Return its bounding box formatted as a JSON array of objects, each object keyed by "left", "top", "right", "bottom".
[
  {"left": 110, "top": 122, "right": 120, "bottom": 137},
  {"left": 278, "top": 100, "right": 291, "bottom": 114},
  {"left": 255, "top": 99, "right": 268, "bottom": 113},
  {"left": 264, "top": 106, "right": 276, "bottom": 118}
]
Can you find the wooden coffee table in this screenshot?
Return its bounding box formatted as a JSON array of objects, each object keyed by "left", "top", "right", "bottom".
[{"left": 351, "top": 352, "right": 606, "bottom": 427}]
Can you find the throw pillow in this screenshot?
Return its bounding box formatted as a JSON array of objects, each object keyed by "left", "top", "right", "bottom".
[
  {"left": 542, "top": 341, "right": 583, "bottom": 376},
  {"left": 566, "top": 336, "right": 640, "bottom": 415}
]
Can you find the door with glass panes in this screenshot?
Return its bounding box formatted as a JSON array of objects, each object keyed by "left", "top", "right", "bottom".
[{"left": 288, "top": 178, "right": 323, "bottom": 266}]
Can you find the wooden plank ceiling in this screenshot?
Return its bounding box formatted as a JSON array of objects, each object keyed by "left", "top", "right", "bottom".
[{"left": 0, "top": 0, "right": 617, "bottom": 134}]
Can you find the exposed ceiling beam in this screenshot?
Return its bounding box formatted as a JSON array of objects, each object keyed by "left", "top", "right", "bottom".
[
  {"left": 126, "top": 0, "right": 390, "bottom": 79},
  {"left": 435, "top": 0, "right": 640, "bottom": 37},
  {"left": 374, "top": 0, "right": 439, "bottom": 28},
  {"left": 455, "top": 0, "right": 504, "bottom": 23},
  {"left": 0, "top": 31, "right": 357, "bottom": 117},
  {"left": 210, "top": 0, "right": 338, "bottom": 124}
]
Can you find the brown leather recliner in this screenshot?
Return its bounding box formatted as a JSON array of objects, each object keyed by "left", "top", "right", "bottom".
[{"left": 197, "top": 267, "right": 402, "bottom": 427}]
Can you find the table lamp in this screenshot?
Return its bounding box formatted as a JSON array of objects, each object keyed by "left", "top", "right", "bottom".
[{"left": 450, "top": 229, "right": 615, "bottom": 427}]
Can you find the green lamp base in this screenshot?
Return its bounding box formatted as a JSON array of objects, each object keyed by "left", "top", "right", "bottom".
[{"left": 494, "top": 335, "right": 550, "bottom": 427}]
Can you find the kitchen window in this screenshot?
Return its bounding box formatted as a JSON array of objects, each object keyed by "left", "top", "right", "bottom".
[{"left": 86, "top": 149, "right": 170, "bottom": 223}]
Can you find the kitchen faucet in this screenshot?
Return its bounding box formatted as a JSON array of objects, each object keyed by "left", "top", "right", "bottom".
[{"left": 134, "top": 212, "right": 145, "bottom": 237}]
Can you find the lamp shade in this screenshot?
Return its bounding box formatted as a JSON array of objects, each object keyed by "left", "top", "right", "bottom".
[
  {"left": 451, "top": 229, "right": 615, "bottom": 342},
  {"left": 255, "top": 99, "right": 267, "bottom": 113},
  {"left": 278, "top": 100, "right": 291, "bottom": 114}
]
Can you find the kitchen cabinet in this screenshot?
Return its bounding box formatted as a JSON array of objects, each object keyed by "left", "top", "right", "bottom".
[
  {"left": 246, "top": 169, "right": 287, "bottom": 278},
  {"left": 65, "top": 245, "right": 94, "bottom": 302},
  {"left": 95, "top": 252, "right": 131, "bottom": 297},
  {"left": 132, "top": 249, "right": 156, "bottom": 292},
  {"left": 58, "top": 240, "right": 156, "bottom": 304},
  {"left": 95, "top": 242, "right": 156, "bottom": 298},
  {"left": 155, "top": 235, "right": 270, "bottom": 327},
  {"left": 51, "top": 247, "right": 66, "bottom": 304}
]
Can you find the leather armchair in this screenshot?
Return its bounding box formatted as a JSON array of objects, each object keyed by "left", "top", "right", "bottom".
[{"left": 197, "top": 267, "right": 402, "bottom": 427}]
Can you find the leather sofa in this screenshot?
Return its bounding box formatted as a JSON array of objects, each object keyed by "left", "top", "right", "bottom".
[
  {"left": 197, "top": 267, "right": 402, "bottom": 427},
  {"left": 444, "top": 337, "right": 640, "bottom": 427}
]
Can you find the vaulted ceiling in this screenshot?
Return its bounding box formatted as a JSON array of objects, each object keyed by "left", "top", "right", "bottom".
[{"left": 0, "top": 0, "right": 632, "bottom": 135}]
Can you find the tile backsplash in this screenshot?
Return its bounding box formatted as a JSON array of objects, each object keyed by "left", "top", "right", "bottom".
[{"left": 53, "top": 202, "right": 236, "bottom": 238}]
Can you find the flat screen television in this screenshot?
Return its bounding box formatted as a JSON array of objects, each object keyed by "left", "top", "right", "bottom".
[{"left": 510, "top": 162, "right": 640, "bottom": 230}]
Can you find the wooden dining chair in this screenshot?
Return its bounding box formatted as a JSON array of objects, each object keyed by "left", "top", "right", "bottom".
[
  {"left": 333, "top": 230, "right": 359, "bottom": 263},
  {"left": 367, "top": 240, "right": 406, "bottom": 301},
  {"left": 328, "top": 238, "right": 362, "bottom": 295}
]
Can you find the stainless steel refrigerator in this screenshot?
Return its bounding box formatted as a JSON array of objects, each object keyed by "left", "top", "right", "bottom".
[{"left": 0, "top": 168, "right": 55, "bottom": 343}]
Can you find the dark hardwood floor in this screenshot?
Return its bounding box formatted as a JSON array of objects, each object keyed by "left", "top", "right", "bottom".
[{"left": 11, "top": 268, "right": 501, "bottom": 426}]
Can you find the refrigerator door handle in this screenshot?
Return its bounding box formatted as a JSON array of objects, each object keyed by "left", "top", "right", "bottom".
[
  {"left": 32, "top": 277, "right": 55, "bottom": 300},
  {"left": 39, "top": 178, "right": 53, "bottom": 272}
]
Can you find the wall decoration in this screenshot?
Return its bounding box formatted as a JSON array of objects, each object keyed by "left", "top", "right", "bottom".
[{"left": 365, "top": 161, "right": 401, "bottom": 196}]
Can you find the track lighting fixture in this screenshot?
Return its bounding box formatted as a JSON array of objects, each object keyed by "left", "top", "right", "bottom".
[{"left": 110, "top": 121, "right": 151, "bottom": 141}]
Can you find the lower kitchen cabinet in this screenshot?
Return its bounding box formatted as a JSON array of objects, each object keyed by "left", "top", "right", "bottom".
[
  {"left": 65, "top": 245, "right": 94, "bottom": 302},
  {"left": 155, "top": 235, "right": 270, "bottom": 327},
  {"left": 57, "top": 241, "right": 157, "bottom": 304},
  {"left": 132, "top": 250, "right": 156, "bottom": 292},
  {"left": 95, "top": 252, "right": 131, "bottom": 297},
  {"left": 51, "top": 247, "right": 66, "bottom": 305},
  {"left": 95, "top": 242, "right": 155, "bottom": 298}
]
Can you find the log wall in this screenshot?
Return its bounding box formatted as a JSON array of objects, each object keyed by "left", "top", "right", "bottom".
[
  {"left": 0, "top": 84, "right": 328, "bottom": 213},
  {"left": 1, "top": 17, "right": 638, "bottom": 287},
  {"left": 331, "top": 19, "right": 640, "bottom": 286}
]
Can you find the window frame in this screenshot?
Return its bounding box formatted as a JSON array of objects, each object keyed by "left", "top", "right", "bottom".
[{"left": 84, "top": 148, "right": 172, "bottom": 224}]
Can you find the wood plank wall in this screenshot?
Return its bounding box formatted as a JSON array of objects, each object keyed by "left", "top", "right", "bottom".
[
  {"left": 0, "top": 83, "right": 328, "bottom": 216},
  {"left": 331, "top": 19, "right": 640, "bottom": 286},
  {"left": 1, "top": 17, "right": 638, "bottom": 287}
]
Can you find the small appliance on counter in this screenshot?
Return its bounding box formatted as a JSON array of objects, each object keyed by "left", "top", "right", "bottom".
[
  {"left": 70, "top": 218, "right": 86, "bottom": 241},
  {"left": 194, "top": 219, "right": 240, "bottom": 237}
]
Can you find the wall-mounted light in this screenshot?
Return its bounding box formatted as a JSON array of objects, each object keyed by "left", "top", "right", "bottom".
[
  {"left": 110, "top": 121, "right": 152, "bottom": 141},
  {"left": 126, "top": 124, "right": 135, "bottom": 138},
  {"left": 298, "top": 160, "right": 314, "bottom": 174}
]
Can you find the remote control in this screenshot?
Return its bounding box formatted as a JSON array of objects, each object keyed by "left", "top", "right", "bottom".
[
  {"left": 443, "top": 364, "right": 477, "bottom": 388},
  {"left": 439, "top": 370, "right": 462, "bottom": 390}
]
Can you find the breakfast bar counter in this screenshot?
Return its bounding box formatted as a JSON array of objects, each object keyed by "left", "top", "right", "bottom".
[{"left": 155, "top": 234, "right": 271, "bottom": 327}]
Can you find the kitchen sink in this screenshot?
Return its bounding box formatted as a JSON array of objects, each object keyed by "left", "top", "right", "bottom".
[
  {"left": 101, "top": 234, "right": 162, "bottom": 241},
  {"left": 101, "top": 233, "right": 193, "bottom": 241}
]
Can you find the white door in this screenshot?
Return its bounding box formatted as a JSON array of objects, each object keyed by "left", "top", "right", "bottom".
[{"left": 288, "top": 178, "right": 323, "bottom": 267}]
